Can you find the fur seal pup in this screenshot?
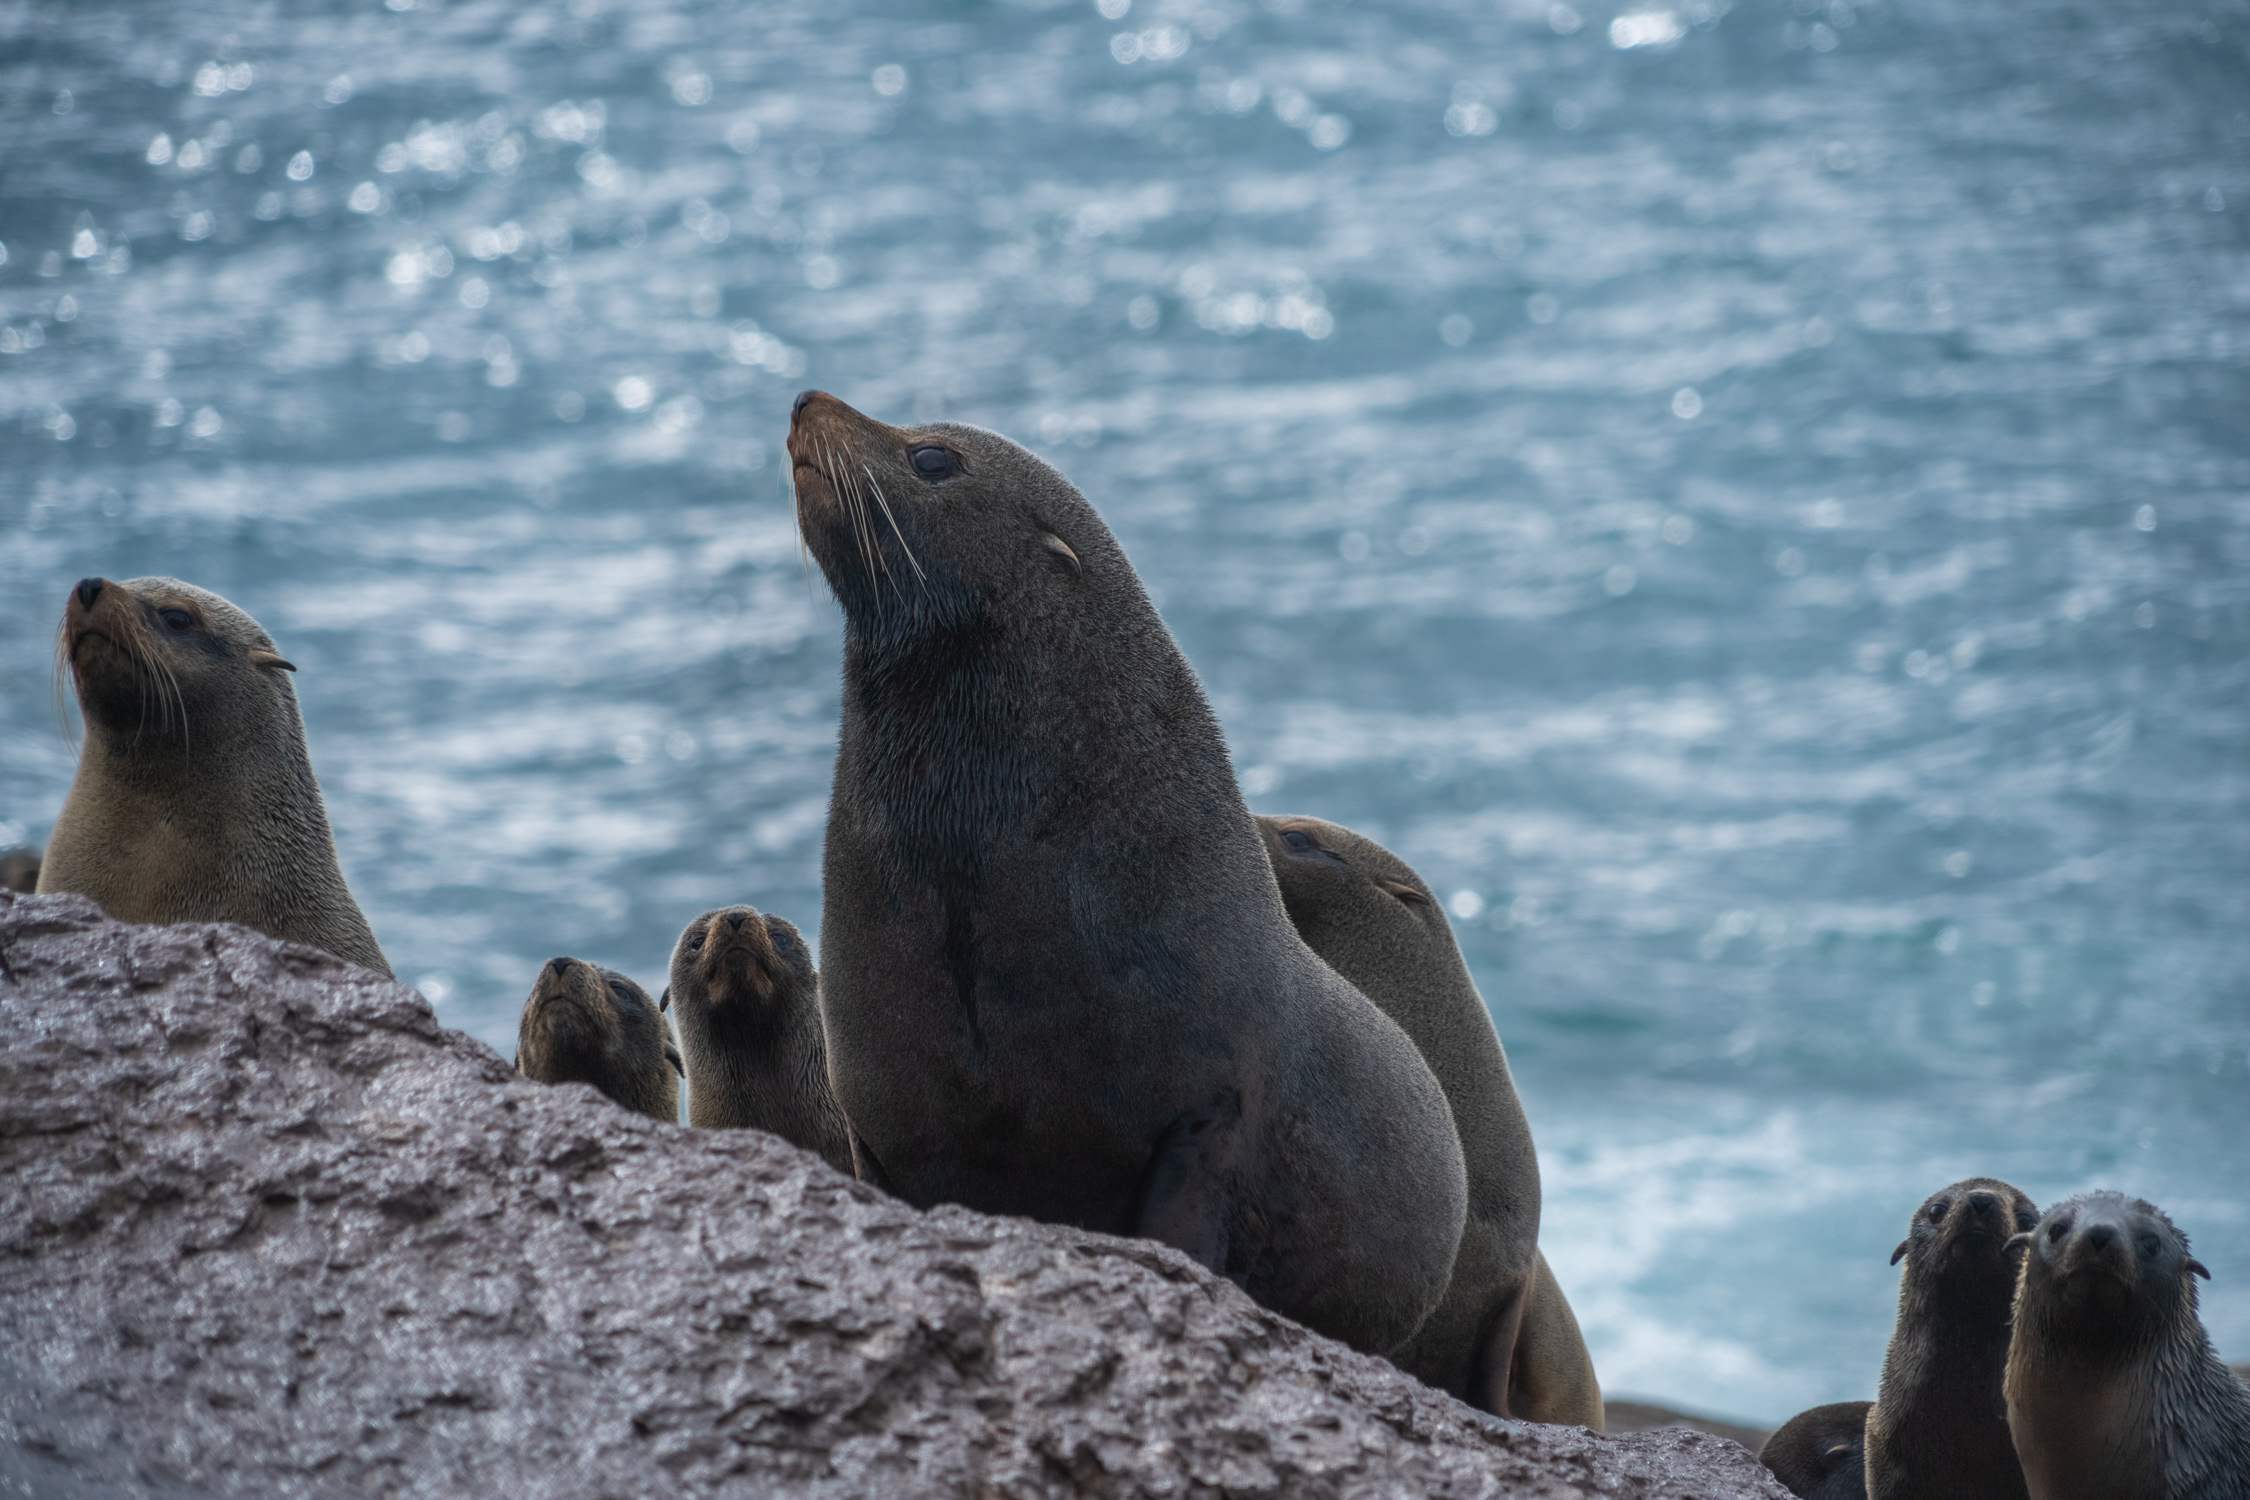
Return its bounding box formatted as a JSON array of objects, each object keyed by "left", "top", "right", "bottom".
[
  {"left": 790, "top": 391, "right": 1469, "bottom": 1357},
  {"left": 1257, "top": 813, "right": 1600, "bottom": 1426},
  {"left": 663, "top": 905, "right": 854, "bottom": 1174},
  {"left": 514, "top": 956, "right": 681, "bottom": 1122},
  {"left": 1760, "top": 1402, "right": 1871, "bottom": 1499},
  {"left": 2006, "top": 1192, "right": 2250, "bottom": 1500},
  {"left": 0, "top": 846, "right": 38, "bottom": 894},
  {"left": 37, "top": 577, "right": 390, "bottom": 975},
  {"left": 1864, "top": 1177, "right": 2040, "bottom": 1500}
]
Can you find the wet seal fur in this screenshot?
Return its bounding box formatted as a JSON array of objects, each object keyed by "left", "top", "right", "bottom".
[
  {"left": 1258, "top": 813, "right": 1600, "bottom": 1425},
  {"left": 664, "top": 905, "right": 853, "bottom": 1174},
  {"left": 514, "top": 956, "right": 681, "bottom": 1122},
  {"left": 1760, "top": 1401, "right": 1871, "bottom": 1499},
  {"left": 2005, "top": 1191, "right": 2250, "bottom": 1500},
  {"left": 37, "top": 576, "right": 390, "bottom": 975},
  {"left": 790, "top": 392, "right": 1469, "bottom": 1357},
  {"left": 1863, "top": 1177, "right": 2040, "bottom": 1500}
]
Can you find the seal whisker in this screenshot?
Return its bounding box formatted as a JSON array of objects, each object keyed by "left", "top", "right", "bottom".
[{"left": 863, "top": 466, "right": 925, "bottom": 584}]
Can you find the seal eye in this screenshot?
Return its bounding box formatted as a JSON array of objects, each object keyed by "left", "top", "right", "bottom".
[
  {"left": 2016, "top": 1208, "right": 2038, "bottom": 1232},
  {"left": 1928, "top": 1199, "right": 1949, "bottom": 1222},
  {"left": 2137, "top": 1232, "right": 2162, "bottom": 1259},
  {"left": 158, "top": 607, "right": 193, "bottom": 633},
  {"left": 688, "top": 931, "right": 707, "bottom": 954},
  {"left": 2048, "top": 1219, "right": 2070, "bottom": 1243},
  {"left": 909, "top": 444, "right": 959, "bottom": 481},
  {"left": 1282, "top": 830, "right": 1316, "bottom": 853}
]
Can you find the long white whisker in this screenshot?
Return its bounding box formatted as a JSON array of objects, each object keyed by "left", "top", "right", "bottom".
[{"left": 863, "top": 465, "right": 925, "bottom": 583}]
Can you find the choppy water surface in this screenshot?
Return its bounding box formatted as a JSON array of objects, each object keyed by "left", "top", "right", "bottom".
[{"left": 4, "top": 0, "right": 2246, "bottom": 1418}]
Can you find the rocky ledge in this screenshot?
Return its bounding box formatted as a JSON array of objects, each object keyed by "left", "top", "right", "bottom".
[{"left": 0, "top": 893, "right": 1786, "bottom": 1499}]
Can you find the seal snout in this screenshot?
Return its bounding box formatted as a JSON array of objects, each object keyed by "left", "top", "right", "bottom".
[
  {"left": 703, "top": 907, "right": 780, "bottom": 1004},
  {"left": 74, "top": 577, "right": 105, "bottom": 611}
]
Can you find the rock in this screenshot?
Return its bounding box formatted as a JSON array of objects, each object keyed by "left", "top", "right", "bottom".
[
  {"left": 0, "top": 893, "right": 1790, "bottom": 1499},
  {"left": 1604, "top": 1400, "right": 1773, "bottom": 1455}
]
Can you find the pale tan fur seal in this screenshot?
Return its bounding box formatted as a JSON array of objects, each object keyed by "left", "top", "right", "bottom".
[
  {"left": 791, "top": 391, "right": 1468, "bottom": 1358},
  {"left": 2006, "top": 1191, "right": 2250, "bottom": 1500},
  {"left": 37, "top": 576, "right": 390, "bottom": 975},
  {"left": 1760, "top": 1401, "right": 1871, "bottom": 1498},
  {"left": 515, "top": 956, "right": 681, "bottom": 1122},
  {"left": 1864, "top": 1177, "right": 2040, "bottom": 1500},
  {"left": 1258, "top": 813, "right": 1600, "bottom": 1427},
  {"left": 663, "top": 905, "right": 853, "bottom": 1174}
]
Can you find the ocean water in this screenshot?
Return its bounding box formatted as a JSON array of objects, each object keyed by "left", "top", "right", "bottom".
[{"left": 2, "top": 0, "right": 2245, "bottom": 1422}]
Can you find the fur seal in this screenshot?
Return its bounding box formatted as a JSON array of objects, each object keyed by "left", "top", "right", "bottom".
[
  {"left": 790, "top": 391, "right": 1469, "bottom": 1357},
  {"left": 1760, "top": 1402, "right": 1871, "bottom": 1499},
  {"left": 1257, "top": 813, "right": 1600, "bottom": 1425},
  {"left": 37, "top": 577, "right": 390, "bottom": 975},
  {"left": 2005, "top": 1191, "right": 2250, "bottom": 1500},
  {"left": 0, "top": 846, "right": 38, "bottom": 894},
  {"left": 663, "top": 905, "right": 853, "bottom": 1174},
  {"left": 514, "top": 956, "right": 681, "bottom": 1122},
  {"left": 1864, "top": 1177, "right": 2040, "bottom": 1500}
]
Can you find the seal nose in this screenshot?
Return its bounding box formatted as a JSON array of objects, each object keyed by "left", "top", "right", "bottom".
[
  {"left": 792, "top": 389, "right": 824, "bottom": 420},
  {"left": 727, "top": 911, "right": 747, "bottom": 932},
  {"left": 74, "top": 577, "right": 104, "bottom": 611},
  {"left": 544, "top": 956, "right": 574, "bottom": 979},
  {"left": 1967, "top": 1190, "right": 2000, "bottom": 1220},
  {"left": 2083, "top": 1223, "right": 2118, "bottom": 1252}
]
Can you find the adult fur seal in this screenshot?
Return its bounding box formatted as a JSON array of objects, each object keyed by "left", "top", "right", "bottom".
[
  {"left": 514, "top": 956, "right": 681, "bottom": 1122},
  {"left": 1760, "top": 1401, "right": 1871, "bottom": 1499},
  {"left": 2005, "top": 1192, "right": 2250, "bottom": 1500},
  {"left": 664, "top": 905, "right": 853, "bottom": 1174},
  {"left": 1258, "top": 813, "right": 1600, "bottom": 1425},
  {"left": 1864, "top": 1177, "right": 2040, "bottom": 1500},
  {"left": 38, "top": 576, "right": 390, "bottom": 975},
  {"left": 790, "top": 391, "right": 1468, "bottom": 1357}
]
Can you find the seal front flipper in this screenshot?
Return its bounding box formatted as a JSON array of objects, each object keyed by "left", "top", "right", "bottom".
[
  {"left": 1131, "top": 1088, "right": 1243, "bottom": 1277},
  {"left": 848, "top": 1125, "right": 899, "bottom": 1196}
]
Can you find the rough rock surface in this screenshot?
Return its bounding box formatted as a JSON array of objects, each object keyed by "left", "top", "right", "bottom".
[{"left": 0, "top": 893, "right": 1789, "bottom": 1499}]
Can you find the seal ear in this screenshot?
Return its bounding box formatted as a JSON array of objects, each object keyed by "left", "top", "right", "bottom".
[
  {"left": 248, "top": 649, "right": 297, "bottom": 671},
  {"left": 1041, "top": 531, "right": 1082, "bottom": 578},
  {"left": 2006, "top": 1231, "right": 2035, "bottom": 1254},
  {"left": 1891, "top": 1240, "right": 1911, "bottom": 1266},
  {"left": 2187, "top": 1258, "right": 2211, "bottom": 1280},
  {"left": 1375, "top": 877, "right": 1433, "bottom": 906},
  {"left": 658, "top": 985, "right": 670, "bottom": 1012},
  {"left": 664, "top": 1042, "right": 685, "bottom": 1078}
]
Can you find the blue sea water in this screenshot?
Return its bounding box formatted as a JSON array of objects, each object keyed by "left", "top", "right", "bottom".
[{"left": 2, "top": 0, "right": 2245, "bottom": 1421}]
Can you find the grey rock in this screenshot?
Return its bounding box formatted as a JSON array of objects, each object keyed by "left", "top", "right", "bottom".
[{"left": 0, "top": 892, "right": 1789, "bottom": 1499}]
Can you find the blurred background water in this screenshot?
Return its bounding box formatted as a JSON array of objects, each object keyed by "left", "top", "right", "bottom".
[{"left": 2, "top": 0, "right": 2245, "bottom": 1421}]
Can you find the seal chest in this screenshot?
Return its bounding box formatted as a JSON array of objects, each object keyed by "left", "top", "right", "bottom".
[
  {"left": 37, "top": 576, "right": 391, "bottom": 976},
  {"left": 514, "top": 956, "right": 681, "bottom": 1123},
  {"left": 664, "top": 904, "right": 853, "bottom": 1174},
  {"left": 790, "top": 392, "right": 1469, "bottom": 1357},
  {"left": 2005, "top": 1192, "right": 2250, "bottom": 1500}
]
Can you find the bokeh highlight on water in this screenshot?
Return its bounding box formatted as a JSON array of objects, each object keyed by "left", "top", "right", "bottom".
[{"left": 3, "top": 0, "right": 2245, "bottom": 1418}]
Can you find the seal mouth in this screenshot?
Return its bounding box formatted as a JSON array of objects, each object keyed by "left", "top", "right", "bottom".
[{"left": 787, "top": 391, "right": 925, "bottom": 590}]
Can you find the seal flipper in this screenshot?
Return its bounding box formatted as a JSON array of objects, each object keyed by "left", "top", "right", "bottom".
[
  {"left": 1482, "top": 1251, "right": 1604, "bottom": 1428},
  {"left": 1131, "top": 1088, "right": 1243, "bottom": 1278},
  {"left": 848, "top": 1125, "right": 899, "bottom": 1196}
]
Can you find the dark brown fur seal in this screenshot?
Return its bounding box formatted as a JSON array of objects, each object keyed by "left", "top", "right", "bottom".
[
  {"left": 1258, "top": 813, "right": 1600, "bottom": 1425},
  {"left": 664, "top": 905, "right": 853, "bottom": 1174},
  {"left": 1864, "top": 1177, "right": 2039, "bottom": 1500},
  {"left": 2006, "top": 1192, "right": 2250, "bottom": 1500},
  {"left": 1761, "top": 1401, "right": 1871, "bottom": 1499},
  {"left": 37, "top": 577, "right": 390, "bottom": 975},
  {"left": 0, "top": 846, "right": 38, "bottom": 894},
  {"left": 514, "top": 956, "right": 681, "bottom": 1122},
  {"left": 790, "top": 391, "right": 1469, "bottom": 1357}
]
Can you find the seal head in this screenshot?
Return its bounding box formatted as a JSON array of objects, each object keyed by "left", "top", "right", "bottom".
[
  {"left": 2005, "top": 1192, "right": 2248, "bottom": 1500},
  {"left": 37, "top": 576, "right": 390, "bottom": 975},
  {"left": 1760, "top": 1400, "right": 1871, "bottom": 1499},
  {"left": 664, "top": 905, "right": 854, "bottom": 1173},
  {"left": 515, "top": 956, "right": 681, "bottom": 1123},
  {"left": 791, "top": 393, "right": 1469, "bottom": 1357}
]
